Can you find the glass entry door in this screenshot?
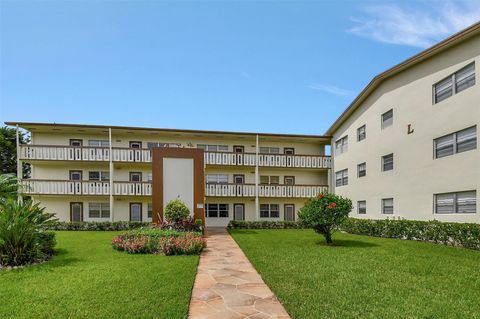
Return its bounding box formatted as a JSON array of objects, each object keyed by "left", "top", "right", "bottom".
[
  {"left": 284, "top": 204, "right": 295, "bottom": 221},
  {"left": 70, "top": 202, "right": 83, "bottom": 222}
]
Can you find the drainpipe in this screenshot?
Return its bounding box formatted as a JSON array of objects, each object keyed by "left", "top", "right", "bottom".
[
  {"left": 255, "top": 134, "right": 259, "bottom": 220},
  {"left": 109, "top": 128, "right": 114, "bottom": 222},
  {"left": 16, "top": 124, "right": 23, "bottom": 203}
]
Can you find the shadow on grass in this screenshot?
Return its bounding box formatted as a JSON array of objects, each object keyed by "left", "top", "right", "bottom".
[
  {"left": 45, "top": 248, "right": 82, "bottom": 268},
  {"left": 228, "top": 230, "right": 259, "bottom": 235},
  {"left": 315, "top": 239, "right": 379, "bottom": 248}
]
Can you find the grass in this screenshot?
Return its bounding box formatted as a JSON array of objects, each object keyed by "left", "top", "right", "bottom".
[
  {"left": 0, "top": 231, "right": 199, "bottom": 319},
  {"left": 230, "top": 229, "right": 480, "bottom": 319}
]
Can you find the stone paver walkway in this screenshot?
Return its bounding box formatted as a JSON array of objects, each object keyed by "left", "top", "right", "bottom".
[{"left": 188, "top": 228, "right": 290, "bottom": 319}]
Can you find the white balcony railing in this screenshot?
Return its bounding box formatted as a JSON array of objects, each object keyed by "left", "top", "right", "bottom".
[
  {"left": 18, "top": 145, "right": 331, "bottom": 169},
  {"left": 21, "top": 180, "right": 327, "bottom": 198},
  {"left": 21, "top": 180, "right": 152, "bottom": 196},
  {"left": 205, "top": 183, "right": 328, "bottom": 198}
]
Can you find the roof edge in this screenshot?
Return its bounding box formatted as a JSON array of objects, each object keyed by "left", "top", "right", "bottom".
[
  {"left": 325, "top": 21, "right": 480, "bottom": 136},
  {"left": 5, "top": 121, "right": 332, "bottom": 140}
]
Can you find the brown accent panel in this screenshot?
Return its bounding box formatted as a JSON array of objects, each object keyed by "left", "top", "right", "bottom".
[{"left": 152, "top": 148, "right": 205, "bottom": 227}]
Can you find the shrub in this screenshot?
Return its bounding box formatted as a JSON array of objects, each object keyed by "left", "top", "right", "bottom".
[
  {"left": 154, "top": 216, "right": 202, "bottom": 232},
  {"left": 341, "top": 218, "right": 480, "bottom": 250},
  {"left": 49, "top": 221, "right": 150, "bottom": 231},
  {"left": 112, "top": 227, "right": 206, "bottom": 255},
  {"left": 298, "top": 193, "right": 353, "bottom": 244},
  {"left": 227, "top": 220, "right": 307, "bottom": 229},
  {"left": 164, "top": 199, "right": 190, "bottom": 222},
  {"left": 0, "top": 199, "right": 57, "bottom": 267},
  {"left": 0, "top": 174, "right": 19, "bottom": 201}
]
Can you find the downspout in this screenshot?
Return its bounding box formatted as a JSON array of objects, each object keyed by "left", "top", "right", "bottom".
[
  {"left": 109, "top": 128, "right": 114, "bottom": 222},
  {"left": 255, "top": 134, "right": 259, "bottom": 220}
]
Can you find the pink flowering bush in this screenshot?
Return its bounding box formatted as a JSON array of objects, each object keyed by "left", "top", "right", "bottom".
[
  {"left": 158, "top": 232, "right": 206, "bottom": 255},
  {"left": 112, "top": 228, "right": 205, "bottom": 255},
  {"left": 154, "top": 216, "right": 202, "bottom": 232}
]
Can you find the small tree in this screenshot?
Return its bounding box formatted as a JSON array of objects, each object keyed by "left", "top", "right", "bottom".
[
  {"left": 298, "top": 193, "right": 353, "bottom": 245},
  {"left": 164, "top": 198, "right": 190, "bottom": 222}
]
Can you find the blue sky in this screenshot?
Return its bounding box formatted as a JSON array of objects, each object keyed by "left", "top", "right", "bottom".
[{"left": 1, "top": 0, "right": 479, "bottom": 135}]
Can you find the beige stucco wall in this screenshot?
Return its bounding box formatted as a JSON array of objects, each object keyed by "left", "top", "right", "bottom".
[{"left": 331, "top": 34, "right": 480, "bottom": 223}]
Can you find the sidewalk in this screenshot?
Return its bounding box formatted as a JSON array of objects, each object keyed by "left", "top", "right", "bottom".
[{"left": 188, "top": 228, "right": 290, "bottom": 319}]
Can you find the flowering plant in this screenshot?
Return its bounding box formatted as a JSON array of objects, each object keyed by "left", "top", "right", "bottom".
[
  {"left": 112, "top": 227, "right": 205, "bottom": 255},
  {"left": 298, "top": 192, "right": 352, "bottom": 244}
]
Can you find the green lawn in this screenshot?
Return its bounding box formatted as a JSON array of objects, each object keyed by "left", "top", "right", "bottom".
[
  {"left": 0, "top": 231, "right": 198, "bottom": 319},
  {"left": 230, "top": 229, "right": 480, "bottom": 319}
]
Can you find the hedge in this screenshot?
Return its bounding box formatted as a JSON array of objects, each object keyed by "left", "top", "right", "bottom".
[
  {"left": 48, "top": 221, "right": 151, "bottom": 231},
  {"left": 227, "top": 220, "right": 307, "bottom": 229},
  {"left": 341, "top": 218, "right": 480, "bottom": 250}
]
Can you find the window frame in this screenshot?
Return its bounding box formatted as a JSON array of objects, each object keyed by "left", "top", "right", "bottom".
[
  {"left": 382, "top": 153, "right": 394, "bottom": 172},
  {"left": 260, "top": 204, "right": 280, "bottom": 218},
  {"left": 357, "top": 125, "right": 366, "bottom": 142},
  {"left": 88, "top": 202, "right": 110, "bottom": 219},
  {"left": 382, "top": 198, "right": 394, "bottom": 215},
  {"left": 88, "top": 171, "right": 110, "bottom": 181},
  {"left": 381, "top": 109, "right": 393, "bottom": 129},
  {"left": 357, "top": 162, "right": 366, "bottom": 177},
  {"left": 205, "top": 203, "right": 229, "bottom": 218},
  {"left": 434, "top": 126, "right": 477, "bottom": 159},
  {"left": 335, "top": 169, "right": 348, "bottom": 187},
  {"left": 357, "top": 201, "right": 366, "bottom": 214},
  {"left": 206, "top": 174, "right": 229, "bottom": 184},
  {"left": 335, "top": 136, "right": 348, "bottom": 155},
  {"left": 433, "top": 62, "right": 475, "bottom": 104},
  {"left": 197, "top": 144, "right": 228, "bottom": 152},
  {"left": 88, "top": 140, "right": 109, "bottom": 147},
  {"left": 434, "top": 190, "right": 476, "bottom": 214}
]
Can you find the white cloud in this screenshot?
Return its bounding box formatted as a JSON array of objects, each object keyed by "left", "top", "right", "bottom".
[
  {"left": 349, "top": 1, "right": 480, "bottom": 48},
  {"left": 308, "top": 84, "right": 353, "bottom": 97}
]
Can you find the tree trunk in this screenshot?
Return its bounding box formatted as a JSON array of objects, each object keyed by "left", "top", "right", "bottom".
[{"left": 324, "top": 229, "right": 333, "bottom": 244}]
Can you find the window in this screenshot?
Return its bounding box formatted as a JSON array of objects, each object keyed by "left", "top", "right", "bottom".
[
  {"left": 69, "top": 170, "right": 82, "bottom": 181},
  {"left": 435, "top": 191, "right": 476, "bottom": 214},
  {"left": 434, "top": 126, "right": 477, "bottom": 159},
  {"left": 88, "top": 171, "right": 109, "bottom": 181},
  {"left": 206, "top": 204, "right": 229, "bottom": 218},
  {"left": 382, "top": 154, "right": 394, "bottom": 171},
  {"left": 434, "top": 62, "right": 475, "bottom": 103},
  {"left": 357, "top": 201, "right": 366, "bottom": 214},
  {"left": 147, "top": 142, "right": 181, "bottom": 149},
  {"left": 335, "top": 136, "right": 348, "bottom": 155},
  {"left": 357, "top": 125, "right": 366, "bottom": 141},
  {"left": 284, "top": 176, "right": 295, "bottom": 185},
  {"left": 382, "top": 198, "right": 394, "bottom": 214},
  {"left": 197, "top": 144, "right": 228, "bottom": 152},
  {"left": 381, "top": 109, "right": 393, "bottom": 129},
  {"left": 259, "top": 147, "right": 280, "bottom": 154},
  {"left": 233, "top": 145, "right": 244, "bottom": 153},
  {"left": 284, "top": 148, "right": 295, "bottom": 155},
  {"left": 129, "top": 141, "right": 142, "bottom": 148},
  {"left": 69, "top": 139, "right": 83, "bottom": 147},
  {"left": 89, "top": 203, "right": 110, "bottom": 218},
  {"left": 88, "top": 140, "right": 109, "bottom": 147},
  {"left": 335, "top": 169, "right": 348, "bottom": 187},
  {"left": 357, "top": 162, "right": 366, "bottom": 177},
  {"left": 147, "top": 203, "right": 152, "bottom": 219},
  {"left": 233, "top": 175, "right": 245, "bottom": 184},
  {"left": 260, "top": 204, "right": 280, "bottom": 218},
  {"left": 129, "top": 172, "right": 142, "bottom": 182},
  {"left": 147, "top": 173, "right": 152, "bottom": 182},
  {"left": 206, "top": 174, "right": 229, "bottom": 184},
  {"left": 260, "top": 176, "right": 279, "bottom": 184}
]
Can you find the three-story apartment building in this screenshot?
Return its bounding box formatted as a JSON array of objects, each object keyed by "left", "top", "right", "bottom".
[
  {"left": 7, "top": 123, "right": 331, "bottom": 227},
  {"left": 327, "top": 22, "right": 479, "bottom": 223}
]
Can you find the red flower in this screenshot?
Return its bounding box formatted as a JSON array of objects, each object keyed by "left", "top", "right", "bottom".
[
  {"left": 327, "top": 202, "right": 337, "bottom": 209},
  {"left": 318, "top": 193, "right": 324, "bottom": 198}
]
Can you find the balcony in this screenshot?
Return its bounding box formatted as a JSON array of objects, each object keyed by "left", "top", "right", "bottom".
[
  {"left": 21, "top": 180, "right": 152, "bottom": 196},
  {"left": 205, "top": 183, "right": 328, "bottom": 198},
  {"left": 21, "top": 180, "right": 328, "bottom": 198},
  {"left": 18, "top": 145, "right": 331, "bottom": 169}
]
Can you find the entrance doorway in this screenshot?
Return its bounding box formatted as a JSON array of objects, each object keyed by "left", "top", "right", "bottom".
[
  {"left": 70, "top": 202, "right": 83, "bottom": 222},
  {"left": 234, "top": 203, "right": 245, "bottom": 220},
  {"left": 284, "top": 204, "right": 295, "bottom": 221}
]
